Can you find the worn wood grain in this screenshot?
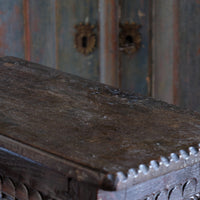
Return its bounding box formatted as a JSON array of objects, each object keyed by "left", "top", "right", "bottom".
[{"left": 1, "top": 57, "right": 200, "bottom": 191}]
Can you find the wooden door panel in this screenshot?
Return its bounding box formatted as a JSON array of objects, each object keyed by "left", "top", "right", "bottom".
[
  {"left": 29, "top": 0, "right": 57, "bottom": 68},
  {"left": 56, "top": 0, "right": 99, "bottom": 81},
  {"left": 177, "top": 0, "right": 200, "bottom": 111},
  {"left": 0, "top": 0, "right": 25, "bottom": 58},
  {"left": 120, "top": 0, "right": 151, "bottom": 95},
  {"left": 2, "top": 0, "right": 200, "bottom": 109},
  {"left": 152, "top": 0, "right": 200, "bottom": 111},
  {"left": 0, "top": 0, "right": 149, "bottom": 95}
]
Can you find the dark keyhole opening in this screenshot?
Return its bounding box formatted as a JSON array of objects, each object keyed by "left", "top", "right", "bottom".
[
  {"left": 82, "top": 36, "right": 88, "bottom": 48},
  {"left": 125, "top": 35, "right": 133, "bottom": 44}
]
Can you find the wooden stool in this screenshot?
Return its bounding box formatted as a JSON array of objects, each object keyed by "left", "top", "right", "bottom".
[{"left": 1, "top": 57, "right": 200, "bottom": 200}]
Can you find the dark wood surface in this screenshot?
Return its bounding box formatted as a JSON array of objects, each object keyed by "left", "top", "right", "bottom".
[
  {"left": 0, "top": 147, "right": 97, "bottom": 200},
  {"left": 1, "top": 57, "right": 200, "bottom": 191}
]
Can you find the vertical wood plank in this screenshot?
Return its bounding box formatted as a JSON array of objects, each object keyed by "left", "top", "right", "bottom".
[
  {"left": 29, "top": 0, "right": 56, "bottom": 68},
  {"left": 119, "top": 0, "right": 151, "bottom": 95},
  {"left": 153, "top": 0, "right": 200, "bottom": 111},
  {"left": 177, "top": 0, "right": 200, "bottom": 111},
  {"left": 56, "top": 0, "right": 99, "bottom": 81},
  {"left": 152, "top": 0, "right": 176, "bottom": 103},
  {"left": 0, "top": 0, "right": 25, "bottom": 58},
  {"left": 99, "top": 0, "right": 119, "bottom": 87},
  {"left": 23, "top": 0, "right": 31, "bottom": 61}
]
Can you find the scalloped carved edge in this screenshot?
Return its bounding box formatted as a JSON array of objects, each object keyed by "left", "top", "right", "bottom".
[
  {"left": 0, "top": 175, "right": 43, "bottom": 200},
  {"left": 114, "top": 144, "right": 200, "bottom": 190},
  {"left": 144, "top": 178, "right": 198, "bottom": 200}
]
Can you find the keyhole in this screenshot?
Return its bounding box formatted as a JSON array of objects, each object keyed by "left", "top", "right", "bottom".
[
  {"left": 82, "top": 36, "right": 87, "bottom": 48},
  {"left": 125, "top": 35, "right": 133, "bottom": 44}
]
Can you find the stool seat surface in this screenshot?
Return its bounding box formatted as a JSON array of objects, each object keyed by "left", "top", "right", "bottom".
[{"left": 1, "top": 57, "right": 200, "bottom": 189}]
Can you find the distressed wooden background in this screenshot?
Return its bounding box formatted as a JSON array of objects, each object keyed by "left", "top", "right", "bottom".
[
  {"left": 0, "top": 0, "right": 150, "bottom": 94},
  {"left": 119, "top": 0, "right": 151, "bottom": 95},
  {"left": 0, "top": 0, "right": 200, "bottom": 111},
  {"left": 152, "top": 0, "right": 200, "bottom": 111},
  {"left": 0, "top": 0, "right": 99, "bottom": 81}
]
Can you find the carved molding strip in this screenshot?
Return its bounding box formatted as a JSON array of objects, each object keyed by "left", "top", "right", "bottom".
[
  {"left": 0, "top": 173, "right": 95, "bottom": 200},
  {"left": 0, "top": 175, "right": 44, "bottom": 200},
  {"left": 114, "top": 145, "right": 200, "bottom": 190},
  {"left": 145, "top": 178, "right": 198, "bottom": 200}
]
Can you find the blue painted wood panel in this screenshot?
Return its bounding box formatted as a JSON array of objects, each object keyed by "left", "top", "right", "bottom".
[
  {"left": 29, "top": 0, "right": 57, "bottom": 68},
  {"left": 0, "top": 0, "right": 150, "bottom": 95},
  {"left": 153, "top": 0, "right": 200, "bottom": 112},
  {"left": 0, "top": 0, "right": 25, "bottom": 58},
  {"left": 56, "top": 0, "right": 99, "bottom": 81},
  {"left": 119, "top": 0, "right": 151, "bottom": 95}
]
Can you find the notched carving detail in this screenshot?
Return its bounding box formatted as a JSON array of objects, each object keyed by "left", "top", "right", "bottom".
[
  {"left": 182, "top": 178, "right": 197, "bottom": 198},
  {"left": 29, "top": 191, "right": 42, "bottom": 200},
  {"left": 0, "top": 175, "right": 44, "bottom": 200},
  {"left": 168, "top": 185, "right": 182, "bottom": 200},
  {"left": 2, "top": 177, "right": 15, "bottom": 199},
  {"left": 115, "top": 144, "right": 200, "bottom": 190},
  {"left": 74, "top": 23, "right": 96, "bottom": 55},
  {"left": 145, "top": 178, "right": 198, "bottom": 200},
  {"left": 155, "top": 189, "right": 168, "bottom": 200},
  {"left": 16, "top": 183, "right": 29, "bottom": 200},
  {"left": 0, "top": 173, "right": 89, "bottom": 200},
  {"left": 119, "top": 22, "right": 142, "bottom": 54}
]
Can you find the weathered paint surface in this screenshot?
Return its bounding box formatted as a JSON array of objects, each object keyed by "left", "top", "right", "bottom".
[
  {"left": 1, "top": 1, "right": 200, "bottom": 109},
  {"left": 56, "top": 0, "right": 99, "bottom": 81},
  {"left": 119, "top": 0, "right": 151, "bottom": 95},
  {"left": 0, "top": 0, "right": 25, "bottom": 58},
  {"left": 152, "top": 0, "right": 175, "bottom": 104},
  {"left": 23, "top": 0, "right": 30, "bottom": 60},
  {"left": 0, "top": 0, "right": 99, "bottom": 81},
  {"left": 99, "top": 0, "right": 119, "bottom": 87},
  {"left": 152, "top": 0, "right": 200, "bottom": 112},
  {"left": 29, "top": 0, "right": 57, "bottom": 68},
  {"left": 177, "top": 0, "right": 200, "bottom": 111},
  {"left": 0, "top": 0, "right": 150, "bottom": 95}
]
